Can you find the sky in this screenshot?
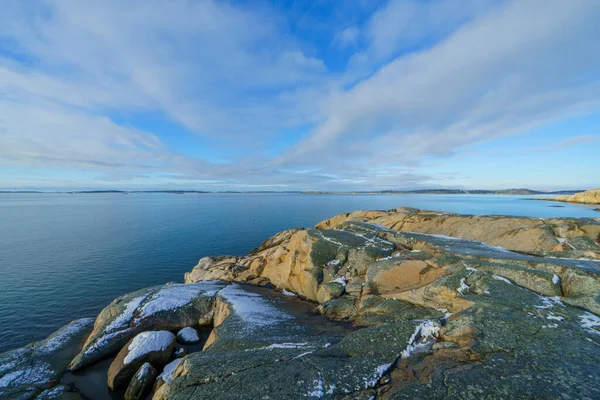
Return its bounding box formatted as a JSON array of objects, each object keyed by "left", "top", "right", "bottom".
[{"left": 0, "top": 0, "right": 599, "bottom": 191}]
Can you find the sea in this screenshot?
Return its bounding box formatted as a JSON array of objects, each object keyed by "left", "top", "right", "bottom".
[{"left": 0, "top": 192, "right": 597, "bottom": 353}]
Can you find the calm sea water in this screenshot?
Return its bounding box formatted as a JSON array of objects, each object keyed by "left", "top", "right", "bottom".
[{"left": 0, "top": 192, "right": 598, "bottom": 353}]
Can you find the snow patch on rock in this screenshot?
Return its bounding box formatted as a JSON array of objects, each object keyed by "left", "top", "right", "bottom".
[
  {"left": 401, "top": 321, "right": 440, "bottom": 359},
  {"left": 124, "top": 331, "right": 175, "bottom": 365},
  {"left": 139, "top": 282, "right": 222, "bottom": 319},
  {"left": 135, "top": 362, "right": 152, "bottom": 380},
  {"left": 363, "top": 363, "right": 392, "bottom": 389},
  {"left": 457, "top": 278, "right": 470, "bottom": 294},
  {"left": 177, "top": 327, "right": 200, "bottom": 344},
  {"left": 332, "top": 276, "right": 348, "bottom": 286},
  {"left": 107, "top": 295, "right": 146, "bottom": 333},
  {"left": 307, "top": 372, "right": 324, "bottom": 398},
  {"left": 492, "top": 275, "right": 513, "bottom": 285},
  {"left": 158, "top": 358, "right": 182, "bottom": 383},
  {"left": 580, "top": 312, "right": 600, "bottom": 335},
  {"left": 249, "top": 342, "right": 309, "bottom": 351},
  {"left": 535, "top": 296, "right": 564, "bottom": 310},
  {"left": 218, "top": 284, "right": 294, "bottom": 328},
  {"left": 0, "top": 362, "right": 53, "bottom": 389},
  {"left": 39, "top": 318, "right": 94, "bottom": 353}
]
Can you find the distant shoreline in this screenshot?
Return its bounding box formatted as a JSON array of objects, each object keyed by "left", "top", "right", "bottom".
[{"left": 0, "top": 189, "right": 583, "bottom": 195}]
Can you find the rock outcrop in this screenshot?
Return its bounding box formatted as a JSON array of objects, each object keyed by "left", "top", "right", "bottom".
[
  {"left": 2, "top": 208, "right": 600, "bottom": 399},
  {"left": 0, "top": 318, "right": 93, "bottom": 399},
  {"left": 186, "top": 209, "right": 600, "bottom": 311},
  {"left": 540, "top": 188, "right": 600, "bottom": 204},
  {"left": 176, "top": 328, "right": 200, "bottom": 345}
]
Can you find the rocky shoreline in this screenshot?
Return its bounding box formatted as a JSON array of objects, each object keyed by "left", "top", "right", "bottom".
[
  {"left": 536, "top": 188, "right": 600, "bottom": 205},
  {"left": 2, "top": 207, "right": 600, "bottom": 399}
]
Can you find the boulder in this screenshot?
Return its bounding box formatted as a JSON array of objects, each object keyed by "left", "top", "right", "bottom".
[
  {"left": 176, "top": 327, "right": 201, "bottom": 345},
  {"left": 107, "top": 331, "right": 175, "bottom": 391},
  {"left": 70, "top": 282, "right": 223, "bottom": 371},
  {"left": 124, "top": 362, "right": 157, "bottom": 400}
]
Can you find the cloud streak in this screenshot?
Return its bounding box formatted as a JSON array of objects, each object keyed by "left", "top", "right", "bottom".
[{"left": 0, "top": 0, "right": 599, "bottom": 190}]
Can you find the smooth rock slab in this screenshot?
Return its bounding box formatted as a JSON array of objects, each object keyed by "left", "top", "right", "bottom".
[
  {"left": 124, "top": 362, "right": 157, "bottom": 400},
  {"left": 0, "top": 318, "right": 93, "bottom": 400},
  {"left": 154, "top": 284, "right": 419, "bottom": 400},
  {"left": 107, "top": 331, "right": 175, "bottom": 391}
]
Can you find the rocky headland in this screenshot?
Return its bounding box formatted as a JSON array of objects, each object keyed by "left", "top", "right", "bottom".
[
  {"left": 2, "top": 207, "right": 600, "bottom": 399},
  {"left": 538, "top": 188, "right": 600, "bottom": 205}
]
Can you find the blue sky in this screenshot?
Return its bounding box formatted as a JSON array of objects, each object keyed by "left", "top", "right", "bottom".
[{"left": 0, "top": 0, "right": 598, "bottom": 191}]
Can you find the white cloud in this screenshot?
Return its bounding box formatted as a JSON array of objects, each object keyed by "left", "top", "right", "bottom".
[
  {"left": 0, "top": 0, "right": 328, "bottom": 137},
  {"left": 333, "top": 27, "right": 359, "bottom": 47},
  {"left": 0, "top": 0, "right": 599, "bottom": 190},
  {"left": 282, "top": 0, "right": 600, "bottom": 175},
  {"left": 365, "top": 0, "right": 497, "bottom": 62},
  {"left": 545, "top": 135, "right": 600, "bottom": 150}
]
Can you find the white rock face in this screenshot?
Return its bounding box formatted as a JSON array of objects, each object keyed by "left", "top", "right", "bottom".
[{"left": 176, "top": 327, "right": 201, "bottom": 345}]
